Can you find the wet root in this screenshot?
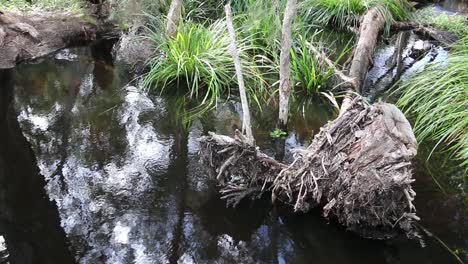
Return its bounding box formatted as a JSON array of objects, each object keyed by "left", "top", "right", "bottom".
[{"left": 199, "top": 97, "right": 420, "bottom": 239}]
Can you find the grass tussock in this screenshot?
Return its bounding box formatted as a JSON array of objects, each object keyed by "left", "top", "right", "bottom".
[
  {"left": 414, "top": 8, "right": 468, "bottom": 37},
  {"left": 397, "top": 36, "right": 468, "bottom": 172},
  {"left": 234, "top": 0, "right": 283, "bottom": 52},
  {"left": 0, "top": 0, "right": 84, "bottom": 14},
  {"left": 143, "top": 18, "right": 267, "bottom": 107},
  {"left": 291, "top": 33, "right": 350, "bottom": 96},
  {"left": 303, "top": 0, "right": 412, "bottom": 29}
]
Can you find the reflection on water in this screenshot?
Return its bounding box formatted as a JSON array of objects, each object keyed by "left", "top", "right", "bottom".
[{"left": 1, "top": 42, "right": 466, "bottom": 264}]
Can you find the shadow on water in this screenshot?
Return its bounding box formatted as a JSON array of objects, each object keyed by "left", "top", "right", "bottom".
[
  {"left": 0, "top": 69, "right": 74, "bottom": 263},
  {"left": 0, "top": 39, "right": 466, "bottom": 263}
]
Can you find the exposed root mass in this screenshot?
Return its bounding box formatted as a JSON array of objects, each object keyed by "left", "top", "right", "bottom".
[{"left": 200, "top": 98, "right": 420, "bottom": 239}]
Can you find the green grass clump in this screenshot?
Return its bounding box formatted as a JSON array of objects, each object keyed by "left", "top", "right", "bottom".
[
  {"left": 143, "top": 19, "right": 265, "bottom": 106},
  {"left": 0, "top": 0, "right": 84, "bottom": 14},
  {"left": 291, "top": 33, "right": 350, "bottom": 96},
  {"left": 397, "top": 36, "right": 468, "bottom": 171},
  {"left": 414, "top": 8, "right": 468, "bottom": 37},
  {"left": 303, "top": 0, "right": 412, "bottom": 29},
  {"left": 109, "top": 0, "right": 167, "bottom": 27}
]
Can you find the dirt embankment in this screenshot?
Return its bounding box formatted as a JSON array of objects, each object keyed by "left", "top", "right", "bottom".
[{"left": 0, "top": 11, "right": 119, "bottom": 69}]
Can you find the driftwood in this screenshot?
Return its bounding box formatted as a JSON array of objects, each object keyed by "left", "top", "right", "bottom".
[
  {"left": 200, "top": 98, "right": 420, "bottom": 239},
  {"left": 0, "top": 12, "right": 118, "bottom": 69}
]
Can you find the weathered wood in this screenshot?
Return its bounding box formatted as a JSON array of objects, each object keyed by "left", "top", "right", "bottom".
[
  {"left": 0, "top": 12, "right": 118, "bottom": 69},
  {"left": 340, "top": 7, "right": 386, "bottom": 114},
  {"left": 278, "top": 0, "right": 297, "bottom": 128},
  {"left": 225, "top": 3, "right": 254, "bottom": 145},
  {"left": 348, "top": 7, "right": 386, "bottom": 93},
  {"left": 166, "top": 0, "right": 183, "bottom": 38}
]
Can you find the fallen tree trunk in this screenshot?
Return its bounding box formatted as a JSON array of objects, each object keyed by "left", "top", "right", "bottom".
[
  {"left": 340, "top": 7, "right": 386, "bottom": 114},
  {"left": 200, "top": 98, "right": 420, "bottom": 239},
  {"left": 0, "top": 12, "right": 119, "bottom": 69}
]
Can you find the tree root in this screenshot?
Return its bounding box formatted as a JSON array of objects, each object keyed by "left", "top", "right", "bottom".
[{"left": 199, "top": 97, "right": 420, "bottom": 240}]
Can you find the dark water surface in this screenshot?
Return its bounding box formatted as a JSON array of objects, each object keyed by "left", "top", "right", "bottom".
[{"left": 0, "top": 42, "right": 466, "bottom": 264}]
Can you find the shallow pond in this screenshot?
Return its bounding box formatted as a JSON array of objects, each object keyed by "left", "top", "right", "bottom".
[{"left": 0, "top": 40, "right": 466, "bottom": 264}]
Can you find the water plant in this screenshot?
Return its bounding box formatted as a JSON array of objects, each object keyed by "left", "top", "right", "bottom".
[
  {"left": 303, "top": 0, "right": 413, "bottom": 30},
  {"left": 397, "top": 36, "right": 468, "bottom": 172},
  {"left": 143, "top": 18, "right": 266, "bottom": 107}
]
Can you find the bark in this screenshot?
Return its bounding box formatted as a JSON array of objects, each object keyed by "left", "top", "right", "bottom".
[
  {"left": 166, "top": 0, "right": 183, "bottom": 38},
  {"left": 340, "top": 7, "right": 386, "bottom": 114},
  {"left": 225, "top": 3, "right": 254, "bottom": 145},
  {"left": 278, "top": 0, "right": 297, "bottom": 129},
  {"left": 200, "top": 98, "right": 420, "bottom": 239},
  {"left": 0, "top": 12, "right": 119, "bottom": 69}
]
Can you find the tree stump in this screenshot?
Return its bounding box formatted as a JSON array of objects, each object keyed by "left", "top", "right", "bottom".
[{"left": 199, "top": 98, "right": 420, "bottom": 239}]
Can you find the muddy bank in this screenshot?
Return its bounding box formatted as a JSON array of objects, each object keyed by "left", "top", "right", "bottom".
[{"left": 0, "top": 11, "right": 118, "bottom": 69}]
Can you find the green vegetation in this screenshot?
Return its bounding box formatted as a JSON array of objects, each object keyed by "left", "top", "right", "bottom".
[
  {"left": 143, "top": 19, "right": 266, "bottom": 107},
  {"left": 397, "top": 36, "right": 468, "bottom": 173},
  {"left": 414, "top": 8, "right": 468, "bottom": 37},
  {"left": 0, "top": 0, "right": 84, "bottom": 14},
  {"left": 142, "top": 0, "right": 355, "bottom": 109},
  {"left": 234, "top": 0, "right": 283, "bottom": 51},
  {"left": 270, "top": 128, "right": 288, "bottom": 138},
  {"left": 291, "top": 33, "right": 350, "bottom": 96},
  {"left": 109, "top": 0, "right": 167, "bottom": 28},
  {"left": 303, "top": 0, "right": 412, "bottom": 29}
]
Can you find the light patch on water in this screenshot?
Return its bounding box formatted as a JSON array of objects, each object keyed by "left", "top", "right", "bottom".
[
  {"left": 0, "top": 235, "right": 8, "bottom": 262},
  {"left": 132, "top": 243, "right": 155, "bottom": 264},
  {"left": 113, "top": 222, "right": 131, "bottom": 244},
  {"left": 0, "top": 236, "right": 6, "bottom": 251},
  {"left": 18, "top": 111, "right": 49, "bottom": 131},
  {"left": 401, "top": 47, "right": 449, "bottom": 80},
  {"left": 79, "top": 74, "right": 95, "bottom": 97},
  {"left": 178, "top": 253, "right": 195, "bottom": 264},
  {"left": 55, "top": 49, "right": 79, "bottom": 61}
]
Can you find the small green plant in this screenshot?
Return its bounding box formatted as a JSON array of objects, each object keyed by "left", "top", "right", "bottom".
[
  {"left": 414, "top": 8, "right": 468, "bottom": 37},
  {"left": 270, "top": 128, "right": 288, "bottom": 138},
  {"left": 397, "top": 36, "right": 468, "bottom": 173}
]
